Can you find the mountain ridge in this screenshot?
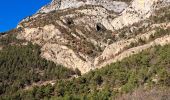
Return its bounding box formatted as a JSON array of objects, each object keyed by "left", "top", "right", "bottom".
[
  {"left": 0, "top": 0, "right": 170, "bottom": 99},
  {"left": 14, "top": 0, "right": 170, "bottom": 73}
]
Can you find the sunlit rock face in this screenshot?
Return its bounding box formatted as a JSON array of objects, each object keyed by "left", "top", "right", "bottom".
[
  {"left": 38, "top": 0, "right": 129, "bottom": 13},
  {"left": 111, "top": 0, "right": 170, "bottom": 29},
  {"left": 17, "top": 0, "right": 170, "bottom": 73}
]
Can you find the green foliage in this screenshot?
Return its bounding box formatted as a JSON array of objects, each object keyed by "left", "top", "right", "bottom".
[
  {"left": 0, "top": 34, "right": 75, "bottom": 99},
  {"left": 1, "top": 31, "right": 170, "bottom": 99},
  {"left": 0, "top": 29, "right": 24, "bottom": 46},
  {"left": 11, "top": 44, "right": 170, "bottom": 100}
]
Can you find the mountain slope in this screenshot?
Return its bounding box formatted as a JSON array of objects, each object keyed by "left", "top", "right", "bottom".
[
  {"left": 16, "top": 0, "right": 170, "bottom": 73},
  {"left": 1, "top": 39, "right": 170, "bottom": 99},
  {"left": 0, "top": 32, "right": 79, "bottom": 98},
  {"left": 0, "top": 0, "right": 170, "bottom": 99}
]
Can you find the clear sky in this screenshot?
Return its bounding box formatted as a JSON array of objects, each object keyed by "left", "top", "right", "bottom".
[{"left": 0, "top": 0, "right": 51, "bottom": 32}]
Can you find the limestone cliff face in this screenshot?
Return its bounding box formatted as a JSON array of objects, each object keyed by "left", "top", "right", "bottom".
[
  {"left": 111, "top": 0, "right": 170, "bottom": 29},
  {"left": 38, "top": 0, "right": 128, "bottom": 13},
  {"left": 17, "top": 0, "right": 170, "bottom": 73}
]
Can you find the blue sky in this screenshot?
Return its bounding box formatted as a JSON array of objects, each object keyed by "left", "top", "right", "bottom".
[{"left": 0, "top": 0, "right": 51, "bottom": 32}]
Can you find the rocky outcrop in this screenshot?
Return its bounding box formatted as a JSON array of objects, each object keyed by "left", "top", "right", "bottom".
[
  {"left": 97, "top": 27, "right": 170, "bottom": 69},
  {"left": 17, "top": 0, "right": 170, "bottom": 73},
  {"left": 17, "top": 4, "right": 118, "bottom": 73},
  {"left": 38, "top": 0, "right": 129, "bottom": 13},
  {"left": 111, "top": 0, "right": 170, "bottom": 29}
]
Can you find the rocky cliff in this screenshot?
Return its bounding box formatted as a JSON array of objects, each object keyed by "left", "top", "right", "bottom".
[
  {"left": 38, "top": 0, "right": 129, "bottom": 13},
  {"left": 16, "top": 0, "right": 170, "bottom": 73}
]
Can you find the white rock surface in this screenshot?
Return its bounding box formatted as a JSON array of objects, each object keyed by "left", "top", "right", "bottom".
[
  {"left": 111, "top": 0, "right": 167, "bottom": 29},
  {"left": 97, "top": 35, "right": 170, "bottom": 69},
  {"left": 17, "top": 0, "right": 170, "bottom": 73},
  {"left": 41, "top": 43, "right": 93, "bottom": 73},
  {"left": 38, "top": 0, "right": 128, "bottom": 13}
]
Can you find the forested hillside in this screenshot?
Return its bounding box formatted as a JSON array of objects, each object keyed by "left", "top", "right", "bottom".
[
  {"left": 0, "top": 0, "right": 170, "bottom": 99},
  {"left": 0, "top": 31, "right": 169, "bottom": 100},
  {"left": 0, "top": 31, "right": 77, "bottom": 99}
]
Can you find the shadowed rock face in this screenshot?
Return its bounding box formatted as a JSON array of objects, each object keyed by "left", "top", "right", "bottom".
[{"left": 16, "top": 0, "right": 170, "bottom": 73}]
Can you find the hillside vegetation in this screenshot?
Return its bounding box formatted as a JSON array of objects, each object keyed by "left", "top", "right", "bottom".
[
  {"left": 0, "top": 32, "right": 169, "bottom": 100},
  {"left": 0, "top": 32, "right": 77, "bottom": 99},
  {"left": 0, "top": 0, "right": 170, "bottom": 99}
]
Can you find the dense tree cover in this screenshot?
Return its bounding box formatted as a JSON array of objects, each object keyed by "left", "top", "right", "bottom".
[
  {"left": 4, "top": 43, "right": 169, "bottom": 100},
  {"left": 0, "top": 28, "right": 170, "bottom": 99},
  {"left": 0, "top": 34, "right": 76, "bottom": 99}
]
